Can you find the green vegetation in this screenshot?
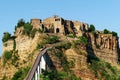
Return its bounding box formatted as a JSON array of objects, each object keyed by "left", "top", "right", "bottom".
[
  {"left": 3, "top": 51, "right": 12, "bottom": 66},
  {"left": 89, "top": 59, "right": 120, "bottom": 80},
  {"left": 13, "top": 39, "right": 16, "bottom": 51},
  {"left": 74, "top": 36, "right": 87, "bottom": 48},
  {"left": 36, "top": 43, "right": 43, "bottom": 49},
  {"left": 1, "top": 74, "right": 7, "bottom": 80},
  {"left": 47, "top": 45, "right": 81, "bottom": 80},
  {"left": 3, "top": 43, "right": 7, "bottom": 47},
  {"left": 104, "top": 29, "right": 110, "bottom": 34},
  {"left": 104, "top": 29, "right": 118, "bottom": 37},
  {"left": 88, "top": 24, "right": 95, "bottom": 32},
  {"left": 11, "top": 66, "right": 30, "bottom": 80},
  {"left": 45, "top": 35, "right": 59, "bottom": 44},
  {"left": 30, "top": 28, "right": 38, "bottom": 38},
  {"left": 112, "top": 31, "right": 118, "bottom": 37},
  {"left": 22, "top": 22, "right": 33, "bottom": 36},
  {"left": 66, "top": 33, "right": 76, "bottom": 38},
  {"left": 55, "top": 42, "right": 71, "bottom": 50},
  {"left": 2, "top": 32, "right": 11, "bottom": 43},
  {"left": 16, "top": 19, "right": 25, "bottom": 28},
  {"left": 11, "top": 50, "right": 19, "bottom": 67},
  {"left": 40, "top": 70, "right": 81, "bottom": 80}
]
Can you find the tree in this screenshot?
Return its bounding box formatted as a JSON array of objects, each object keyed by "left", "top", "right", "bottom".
[
  {"left": 17, "top": 19, "right": 25, "bottom": 27},
  {"left": 2, "top": 32, "right": 11, "bottom": 42},
  {"left": 112, "top": 31, "right": 118, "bottom": 37},
  {"left": 88, "top": 24, "right": 95, "bottom": 32},
  {"left": 22, "top": 22, "right": 33, "bottom": 35},
  {"left": 104, "top": 29, "right": 109, "bottom": 34}
]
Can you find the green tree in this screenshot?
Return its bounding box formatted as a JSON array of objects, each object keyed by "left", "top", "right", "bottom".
[
  {"left": 17, "top": 19, "right": 25, "bottom": 27},
  {"left": 88, "top": 24, "right": 95, "bottom": 32},
  {"left": 22, "top": 22, "right": 33, "bottom": 36},
  {"left": 2, "top": 32, "right": 11, "bottom": 43},
  {"left": 112, "top": 31, "right": 118, "bottom": 37},
  {"left": 104, "top": 29, "right": 109, "bottom": 34}
]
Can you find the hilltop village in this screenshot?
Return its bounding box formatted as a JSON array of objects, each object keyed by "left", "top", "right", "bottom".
[{"left": 0, "top": 15, "right": 120, "bottom": 80}]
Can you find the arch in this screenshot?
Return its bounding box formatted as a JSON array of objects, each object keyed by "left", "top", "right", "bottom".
[{"left": 56, "top": 28, "right": 59, "bottom": 33}]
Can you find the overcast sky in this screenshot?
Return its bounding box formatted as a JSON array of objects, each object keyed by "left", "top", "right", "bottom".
[{"left": 0, "top": 0, "right": 120, "bottom": 56}]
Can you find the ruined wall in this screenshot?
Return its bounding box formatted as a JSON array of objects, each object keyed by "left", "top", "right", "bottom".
[
  {"left": 31, "top": 19, "right": 42, "bottom": 29},
  {"left": 73, "top": 21, "right": 88, "bottom": 36},
  {"left": 89, "top": 33, "right": 119, "bottom": 64}
]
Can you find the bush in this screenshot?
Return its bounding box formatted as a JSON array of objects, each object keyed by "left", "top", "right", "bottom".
[
  {"left": 46, "top": 35, "right": 59, "bottom": 44},
  {"left": 104, "top": 29, "right": 110, "bottom": 34},
  {"left": 77, "top": 36, "right": 87, "bottom": 46},
  {"left": 67, "top": 33, "right": 76, "bottom": 38},
  {"left": 112, "top": 31, "right": 118, "bottom": 37},
  {"left": 55, "top": 42, "right": 71, "bottom": 50},
  {"left": 3, "top": 51, "right": 12, "bottom": 65},
  {"left": 11, "top": 66, "right": 30, "bottom": 80},
  {"left": 88, "top": 24, "right": 95, "bottom": 32},
  {"left": 22, "top": 22, "right": 33, "bottom": 36},
  {"left": 36, "top": 43, "right": 43, "bottom": 49},
  {"left": 30, "top": 28, "right": 37, "bottom": 38},
  {"left": 17, "top": 19, "right": 25, "bottom": 27},
  {"left": 2, "top": 32, "right": 11, "bottom": 43}
]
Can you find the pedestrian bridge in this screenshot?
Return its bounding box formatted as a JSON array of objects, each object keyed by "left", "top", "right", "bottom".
[{"left": 25, "top": 47, "right": 52, "bottom": 80}]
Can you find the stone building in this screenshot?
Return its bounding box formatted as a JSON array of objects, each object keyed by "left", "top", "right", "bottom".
[{"left": 31, "top": 15, "right": 88, "bottom": 36}]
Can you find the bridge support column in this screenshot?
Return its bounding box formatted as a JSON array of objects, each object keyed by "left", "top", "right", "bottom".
[
  {"left": 37, "top": 65, "right": 40, "bottom": 80},
  {"left": 35, "top": 71, "right": 38, "bottom": 80}
]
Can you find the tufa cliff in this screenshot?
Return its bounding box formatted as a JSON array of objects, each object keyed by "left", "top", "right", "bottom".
[{"left": 0, "top": 15, "right": 120, "bottom": 80}]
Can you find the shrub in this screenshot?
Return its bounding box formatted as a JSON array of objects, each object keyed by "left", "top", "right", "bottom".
[
  {"left": 17, "top": 19, "right": 25, "bottom": 27},
  {"left": 77, "top": 36, "right": 87, "bottom": 46},
  {"left": 3, "top": 43, "right": 7, "bottom": 47},
  {"left": 55, "top": 42, "right": 71, "bottom": 50},
  {"left": 30, "top": 28, "right": 37, "bottom": 38},
  {"left": 3, "top": 51, "right": 12, "bottom": 65},
  {"left": 11, "top": 50, "right": 19, "bottom": 67},
  {"left": 22, "top": 22, "right": 33, "bottom": 36},
  {"left": 46, "top": 35, "right": 59, "bottom": 44},
  {"left": 36, "top": 43, "right": 43, "bottom": 49},
  {"left": 104, "top": 29, "right": 110, "bottom": 34},
  {"left": 11, "top": 66, "right": 30, "bottom": 80},
  {"left": 112, "top": 31, "right": 118, "bottom": 37},
  {"left": 88, "top": 24, "right": 95, "bottom": 32},
  {"left": 67, "top": 33, "right": 76, "bottom": 38},
  {"left": 2, "top": 32, "right": 11, "bottom": 43}
]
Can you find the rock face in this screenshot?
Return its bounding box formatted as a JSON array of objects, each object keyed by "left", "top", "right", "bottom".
[{"left": 88, "top": 32, "right": 119, "bottom": 65}]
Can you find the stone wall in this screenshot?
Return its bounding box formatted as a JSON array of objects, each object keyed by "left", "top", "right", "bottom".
[{"left": 89, "top": 33, "right": 119, "bottom": 64}]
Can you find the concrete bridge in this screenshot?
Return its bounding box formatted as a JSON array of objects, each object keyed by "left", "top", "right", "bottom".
[{"left": 25, "top": 47, "right": 52, "bottom": 80}]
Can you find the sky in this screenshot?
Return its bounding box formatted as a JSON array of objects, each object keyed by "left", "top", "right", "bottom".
[{"left": 0, "top": 0, "right": 120, "bottom": 56}]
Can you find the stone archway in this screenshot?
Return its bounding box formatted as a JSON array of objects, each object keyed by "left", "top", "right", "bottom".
[{"left": 56, "top": 28, "right": 59, "bottom": 33}]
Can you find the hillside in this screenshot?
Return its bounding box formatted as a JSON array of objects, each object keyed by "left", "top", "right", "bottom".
[{"left": 0, "top": 16, "right": 120, "bottom": 80}]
